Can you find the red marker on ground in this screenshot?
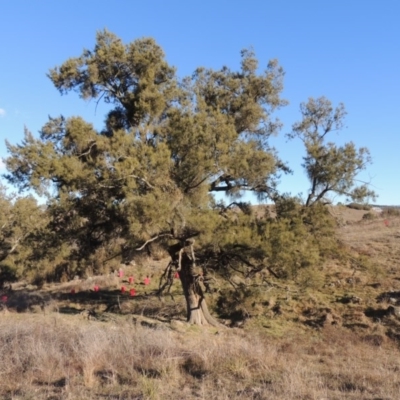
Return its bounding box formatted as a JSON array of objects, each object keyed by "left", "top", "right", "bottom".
[
  {"left": 130, "top": 288, "right": 136, "bottom": 297},
  {"left": 94, "top": 285, "right": 100, "bottom": 292},
  {"left": 144, "top": 277, "right": 150, "bottom": 285},
  {"left": 128, "top": 276, "right": 134, "bottom": 284},
  {"left": 121, "top": 286, "right": 126, "bottom": 293},
  {"left": 174, "top": 272, "right": 180, "bottom": 279},
  {"left": 118, "top": 269, "right": 124, "bottom": 278}
]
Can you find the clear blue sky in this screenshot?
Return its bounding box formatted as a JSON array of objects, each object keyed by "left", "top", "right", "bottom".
[{"left": 0, "top": 0, "right": 398, "bottom": 204}]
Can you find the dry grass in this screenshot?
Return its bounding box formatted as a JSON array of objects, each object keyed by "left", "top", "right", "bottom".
[
  {"left": 338, "top": 215, "right": 400, "bottom": 283},
  {"left": 0, "top": 313, "right": 399, "bottom": 399},
  {"left": 2, "top": 210, "right": 400, "bottom": 399}
]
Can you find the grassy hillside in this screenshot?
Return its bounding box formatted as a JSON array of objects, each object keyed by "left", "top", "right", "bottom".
[{"left": 1, "top": 207, "right": 400, "bottom": 399}]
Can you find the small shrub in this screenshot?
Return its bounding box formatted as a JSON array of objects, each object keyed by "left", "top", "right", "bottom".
[
  {"left": 362, "top": 212, "right": 376, "bottom": 221},
  {"left": 296, "top": 267, "right": 325, "bottom": 290},
  {"left": 346, "top": 203, "right": 371, "bottom": 211},
  {"left": 182, "top": 354, "right": 208, "bottom": 378}
]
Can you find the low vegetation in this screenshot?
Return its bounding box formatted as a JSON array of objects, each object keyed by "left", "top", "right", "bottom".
[
  {"left": 1, "top": 311, "right": 400, "bottom": 400},
  {"left": 1, "top": 210, "right": 400, "bottom": 398},
  {"left": 346, "top": 202, "right": 372, "bottom": 211}
]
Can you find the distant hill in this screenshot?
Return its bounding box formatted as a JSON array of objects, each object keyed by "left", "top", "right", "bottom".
[{"left": 373, "top": 204, "right": 400, "bottom": 208}]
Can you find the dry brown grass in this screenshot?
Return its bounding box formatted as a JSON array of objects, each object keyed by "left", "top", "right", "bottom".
[
  {"left": 0, "top": 312, "right": 399, "bottom": 399},
  {"left": 338, "top": 215, "right": 400, "bottom": 282},
  {"left": 2, "top": 210, "right": 400, "bottom": 399}
]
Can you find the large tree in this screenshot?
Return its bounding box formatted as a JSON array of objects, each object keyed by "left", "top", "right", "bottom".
[{"left": 5, "top": 30, "right": 288, "bottom": 325}]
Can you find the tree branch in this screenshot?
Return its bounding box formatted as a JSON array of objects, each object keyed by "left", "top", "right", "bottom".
[
  {"left": 136, "top": 233, "right": 173, "bottom": 251},
  {"left": 78, "top": 141, "right": 97, "bottom": 158}
]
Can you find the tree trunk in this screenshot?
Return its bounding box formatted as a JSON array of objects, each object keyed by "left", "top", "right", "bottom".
[{"left": 168, "top": 242, "right": 221, "bottom": 327}]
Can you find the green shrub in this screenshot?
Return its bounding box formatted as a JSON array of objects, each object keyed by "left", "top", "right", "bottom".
[{"left": 346, "top": 203, "right": 371, "bottom": 211}]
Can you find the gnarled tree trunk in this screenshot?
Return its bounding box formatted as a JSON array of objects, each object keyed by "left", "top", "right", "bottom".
[{"left": 168, "top": 241, "right": 221, "bottom": 327}]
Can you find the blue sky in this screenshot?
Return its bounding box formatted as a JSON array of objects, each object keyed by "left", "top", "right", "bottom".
[{"left": 0, "top": 0, "right": 399, "bottom": 204}]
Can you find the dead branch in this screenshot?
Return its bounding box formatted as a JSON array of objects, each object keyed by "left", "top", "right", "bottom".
[
  {"left": 157, "top": 261, "right": 175, "bottom": 297},
  {"left": 136, "top": 233, "right": 173, "bottom": 251}
]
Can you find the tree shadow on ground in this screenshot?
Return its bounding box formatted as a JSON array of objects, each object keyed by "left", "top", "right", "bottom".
[
  {"left": 1, "top": 287, "right": 186, "bottom": 323},
  {"left": 364, "top": 307, "right": 391, "bottom": 320},
  {"left": 1, "top": 290, "right": 51, "bottom": 313},
  {"left": 376, "top": 291, "right": 400, "bottom": 305}
]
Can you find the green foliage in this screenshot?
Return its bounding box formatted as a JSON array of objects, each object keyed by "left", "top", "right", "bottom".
[
  {"left": 0, "top": 186, "right": 47, "bottom": 286},
  {"left": 217, "top": 285, "right": 263, "bottom": 322},
  {"left": 5, "top": 30, "right": 290, "bottom": 279},
  {"left": 49, "top": 30, "right": 177, "bottom": 129},
  {"left": 289, "top": 97, "right": 376, "bottom": 206},
  {"left": 264, "top": 199, "right": 336, "bottom": 278}
]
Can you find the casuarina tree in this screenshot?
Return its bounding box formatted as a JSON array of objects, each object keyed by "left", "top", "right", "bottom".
[{"left": 288, "top": 97, "right": 376, "bottom": 206}]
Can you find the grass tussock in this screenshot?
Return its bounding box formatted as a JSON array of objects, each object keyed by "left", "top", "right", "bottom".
[{"left": 0, "top": 314, "right": 400, "bottom": 399}]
